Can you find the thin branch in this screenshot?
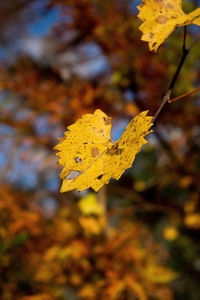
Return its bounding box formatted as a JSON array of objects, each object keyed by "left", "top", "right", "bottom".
[
  {"left": 152, "top": 28, "right": 200, "bottom": 123},
  {"left": 152, "top": 89, "right": 172, "bottom": 123},
  {"left": 135, "top": 29, "right": 200, "bottom": 171},
  {"left": 168, "top": 48, "right": 189, "bottom": 91},
  {"left": 169, "top": 86, "right": 200, "bottom": 103},
  {"left": 152, "top": 47, "right": 189, "bottom": 123}
]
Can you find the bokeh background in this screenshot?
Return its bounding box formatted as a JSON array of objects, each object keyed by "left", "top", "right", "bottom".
[{"left": 0, "top": 1, "right": 200, "bottom": 299}]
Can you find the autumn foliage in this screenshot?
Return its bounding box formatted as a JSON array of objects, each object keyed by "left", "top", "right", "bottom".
[
  {"left": 0, "top": 187, "right": 175, "bottom": 299},
  {"left": 0, "top": 0, "right": 200, "bottom": 299}
]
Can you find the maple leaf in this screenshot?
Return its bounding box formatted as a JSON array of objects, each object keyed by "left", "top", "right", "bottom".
[
  {"left": 54, "top": 109, "right": 153, "bottom": 192},
  {"left": 137, "top": 0, "right": 200, "bottom": 51}
]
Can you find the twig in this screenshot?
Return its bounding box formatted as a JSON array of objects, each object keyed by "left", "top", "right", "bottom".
[
  {"left": 169, "top": 86, "right": 200, "bottom": 103},
  {"left": 152, "top": 48, "right": 189, "bottom": 123},
  {"left": 152, "top": 89, "right": 172, "bottom": 123},
  {"left": 152, "top": 27, "right": 200, "bottom": 123}
]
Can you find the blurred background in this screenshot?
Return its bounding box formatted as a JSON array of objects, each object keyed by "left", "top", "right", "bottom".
[{"left": 0, "top": 0, "right": 200, "bottom": 299}]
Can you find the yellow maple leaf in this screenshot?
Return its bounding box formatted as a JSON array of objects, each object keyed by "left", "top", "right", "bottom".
[
  {"left": 54, "top": 109, "right": 153, "bottom": 192},
  {"left": 137, "top": 0, "right": 200, "bottom": 51}
]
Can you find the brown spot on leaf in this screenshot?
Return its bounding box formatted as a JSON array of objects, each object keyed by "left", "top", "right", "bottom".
[
  {"left": 166, "top": 3, "right": 174, "bottom": 9},
  {"left": 149, "top": 32, "right": 154, "bottom": 40},
  {"left": 108, "top": 145, "right": 117, "bottom": 155},
  {"left": 108, "top": 144, "right": 124, "bottom": 155},
  {"left": 156, "top": 15, "right": 168, "bottom": 24},
  {"left": 91, "top": 147, "right": 99, "bottom": 157},
  {"left": 117, "top": 148, "right": 124, "bottom": 155}
]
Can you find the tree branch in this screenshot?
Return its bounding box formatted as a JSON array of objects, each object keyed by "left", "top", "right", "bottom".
[
  {"left": 152, "top": 48, "right": 189, "bottom": 123},
  {"left": 152, "top": 27, "right": 200, "bottom": 123}
]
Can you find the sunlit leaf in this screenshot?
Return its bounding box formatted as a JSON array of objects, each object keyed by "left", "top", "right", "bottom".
[
  {"left": 137, "top": 0, "right": 200, "bottom": 51},
  {"left": 55, "top": 109, "right": 153, "bottom": 192}
]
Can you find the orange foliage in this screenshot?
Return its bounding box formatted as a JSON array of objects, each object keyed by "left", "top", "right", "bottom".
[{"left": 0, "top": 187, "right": 174, "bottom": 299}]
